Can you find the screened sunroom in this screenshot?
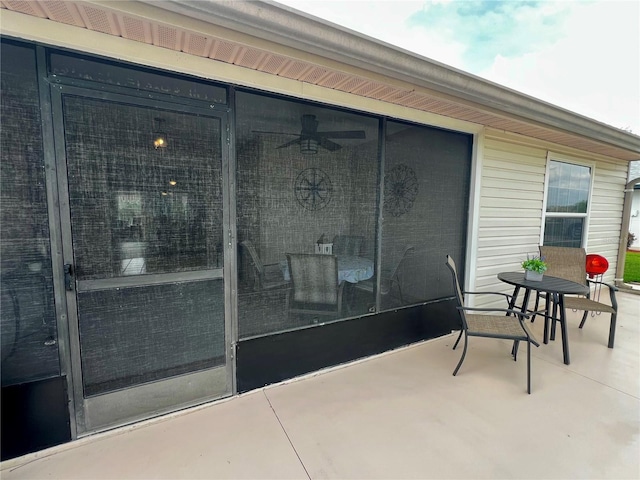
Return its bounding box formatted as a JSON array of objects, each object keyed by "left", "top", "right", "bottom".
[{"left": 1, "top": 38, "right": 468, "bottom": 458}]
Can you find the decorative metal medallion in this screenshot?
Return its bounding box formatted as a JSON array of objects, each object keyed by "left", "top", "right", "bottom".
[
  {"left": 294, "top": 168, "right": 333, "bottom": 211},
  {"left": 384, "top": 164, "right": 418, "bottom": 217}
]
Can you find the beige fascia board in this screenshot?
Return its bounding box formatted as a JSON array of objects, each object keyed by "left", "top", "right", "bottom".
[
  {"left": 141, "top": 0, "right": 640, "bottom": 155},
  {"left": 0, "top": 9, "right": 481, "bottom": 135}
]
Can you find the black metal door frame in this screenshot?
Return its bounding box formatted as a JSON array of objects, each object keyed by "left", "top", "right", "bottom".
[{"left": 49, "top": 83, "right": 235, "bottom": 436}]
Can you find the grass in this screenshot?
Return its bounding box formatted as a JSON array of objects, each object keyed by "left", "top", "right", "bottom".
[{"left": 624, "top": 250, "right": 640, "bottom": 283}]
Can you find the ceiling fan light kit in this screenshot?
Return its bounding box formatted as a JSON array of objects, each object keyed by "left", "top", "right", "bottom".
[{"left": 300, "top": 137, "right": 319, "bottom": 155}]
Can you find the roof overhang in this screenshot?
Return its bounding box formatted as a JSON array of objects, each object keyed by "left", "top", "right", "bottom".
[{"left": 1, "top": 0, "right": 639, "bottom": 161}]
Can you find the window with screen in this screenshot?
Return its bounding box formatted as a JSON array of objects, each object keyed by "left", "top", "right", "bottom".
[{"left": 543, "top": 160, "right": 592, "bottom": 247}]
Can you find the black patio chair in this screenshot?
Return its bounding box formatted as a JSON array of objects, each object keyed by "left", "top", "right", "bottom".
[
  {"left": 534, "top": 246, "right": 618, "bottom": 348},
  {"left": 446, "top": 255, "right": 540, "bottom": 394}
]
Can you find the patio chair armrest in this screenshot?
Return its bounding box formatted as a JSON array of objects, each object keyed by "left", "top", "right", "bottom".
[
  {"left": 464, "top": 291, "right": 512, "bottom": 306},
  {"left": 464, "top": 291, "right": 512, "bottom": 299},
  {"left": 586, "top": 278, "right": 619, "bottom": 310},
  {"left": 457, "top": 306, "right": 530, "bottom": 319},
  {"left": 587, "top": 278, "right": 618, "bottom": 292}
]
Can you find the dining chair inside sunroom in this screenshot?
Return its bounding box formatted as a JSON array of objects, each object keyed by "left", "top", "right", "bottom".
[
  {"left": 445, "top": 255, "right": 540, "bottom": 394},
  {"left": 240, "top": 240, "right": 289, "bottom": 291},
  {"left": 286, "top": 253, "right": 345, "bottom": 319},
  {"left": 536, "top": 246, "right": 618, "bottom": 348},
  {"left": 332, "top": 235, "right": 364, "bottom": 256},
  {"left": 355, "top": 245, "right": 416, "bottom": 305}
]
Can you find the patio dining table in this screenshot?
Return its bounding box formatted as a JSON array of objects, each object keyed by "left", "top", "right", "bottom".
[{"left": 498, "top": 271, "right": 589, "bottom": 365}]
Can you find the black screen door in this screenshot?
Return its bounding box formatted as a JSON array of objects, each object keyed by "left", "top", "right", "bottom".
[{"left": 53, "top": 87, "right": 231, "bottom": 434}]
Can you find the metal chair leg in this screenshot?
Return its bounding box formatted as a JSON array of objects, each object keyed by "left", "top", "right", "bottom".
[
  {"left": 452, "top": 330, "right": 463, "bottom": 350},
  {"left": 607, "top": 313, "right": 617, "bottom": 348},
  {"left": 578, "top": 311, "right": 589, "bottom": 329},
  {"left": 452, "top": 332, "right": 468, "bottom": 376},
  {"left": 558, "top": 297, "right": 571, "bottom": 365},
  {"left": 527, "top": 340, "right": 532, "bottom": 394}
]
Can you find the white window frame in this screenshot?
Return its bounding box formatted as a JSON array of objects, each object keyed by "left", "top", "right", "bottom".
[{"left": 541, "top": 153, "right": 595, "bottom": 248}]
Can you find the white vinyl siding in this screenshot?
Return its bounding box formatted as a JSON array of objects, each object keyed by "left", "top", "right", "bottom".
[
  {"left": 472, "top": 130, "right": 627, "bottom": 306},
  {"left": 586, "top": 161, "right": 627, "bottom": 262}
]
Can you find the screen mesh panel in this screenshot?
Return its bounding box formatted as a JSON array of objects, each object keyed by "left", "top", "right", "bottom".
[
  {"left": 62, "top": 95, "right": 226, "bottom": 396},
  {"left": 382, "top": 122, "right": 472, "bottom": 307},
  {"left": 62, "top": 97, "right": 224, "bottom": 279},
  {"left": 1, "top": 41, "right": 60, "bottom": 387},
  {"left": 236, "top": 92, "right": 380, "bottom": 337},
  {"left": 235, "top": 92, "right": 472, "bottom": 338},
  {"left": 78, "top": 280, "right": 225, "bottom": 396}
]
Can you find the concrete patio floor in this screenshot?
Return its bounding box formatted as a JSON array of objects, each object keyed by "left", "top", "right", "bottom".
[{"left": 2, "top": 291, "right": 638, "bottom": 479}]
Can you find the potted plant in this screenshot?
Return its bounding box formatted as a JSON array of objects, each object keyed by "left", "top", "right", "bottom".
[{"left": 522, "top": 255, "right": 547, "bottom": 281}]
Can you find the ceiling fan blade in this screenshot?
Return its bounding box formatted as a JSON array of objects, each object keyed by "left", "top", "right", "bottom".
[
  {"left": 317, "top": 130, "right": 366, "bottom": 139},
  {"left": 252, "top": 130, "right": 299, "bottom": 136},
  {"left": 276, "top": 137, "right": 303, "bottom": 149},
  {"left": 318, "top": 137, "right": 342, "bottom": 151}
]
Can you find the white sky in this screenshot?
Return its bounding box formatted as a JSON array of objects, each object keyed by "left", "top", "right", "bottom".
[{"left": 274, "top": 0, "right": 640, "bottom": 134}]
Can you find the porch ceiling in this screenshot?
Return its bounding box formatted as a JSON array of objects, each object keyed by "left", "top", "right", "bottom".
[{"left": 2, "top": 0, "right": 639, "bottom": 161}]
